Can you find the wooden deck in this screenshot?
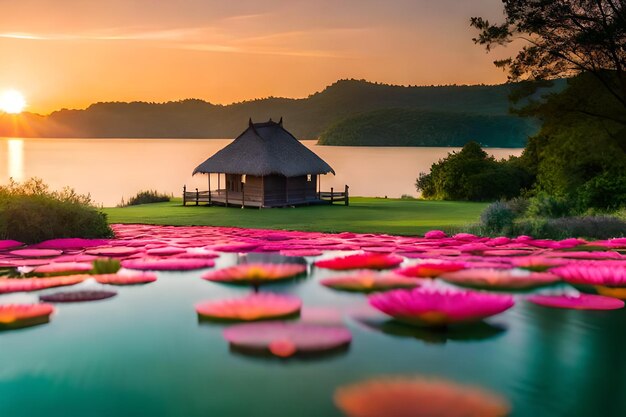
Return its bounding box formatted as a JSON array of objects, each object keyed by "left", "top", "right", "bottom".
[{"left": 183, "top": 186, "right": 349, "bottom": 208}]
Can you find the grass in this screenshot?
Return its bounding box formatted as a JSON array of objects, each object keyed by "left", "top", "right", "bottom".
[{"left": 103, "top": 197, "right": 488, "bottom": 236}]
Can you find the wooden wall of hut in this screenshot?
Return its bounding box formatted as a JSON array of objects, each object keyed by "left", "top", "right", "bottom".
[
  {"left": 244, "top": 175, "right": 263, "bottom": 205},
  {"left": 263, "top": 175, "right": 287, "bottom": 206}
]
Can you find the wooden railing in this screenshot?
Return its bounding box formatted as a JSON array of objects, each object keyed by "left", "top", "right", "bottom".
[{"left": 319, "top": 185, "right": 349, "bottom": 206}]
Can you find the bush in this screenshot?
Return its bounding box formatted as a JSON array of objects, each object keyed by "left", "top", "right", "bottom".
[
  {"left": 526, "top": 193, "right": 573, "bottom": 218},
  {"left": 480, "top": 201, "right": 516, "bottom": 234},
  {"left": 513, "top": 215, "right": 626, "bottom": 240},
  {"left": 121, "top": 190, "right": 170, "bottom": 207},
  {"left": 578, "top": 172, "right": 626, "bottom": 211},
  {"left": 0, "top": 178, "right": 113, "bottom": 244}
]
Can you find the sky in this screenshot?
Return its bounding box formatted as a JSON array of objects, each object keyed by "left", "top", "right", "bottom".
[{"left": 0, "top": 0, "right": 515, "bottom": 114}]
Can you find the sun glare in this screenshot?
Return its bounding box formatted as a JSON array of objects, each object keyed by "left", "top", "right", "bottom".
[{"left": 0, "top": 89, "right": 26, "bottom": 114}]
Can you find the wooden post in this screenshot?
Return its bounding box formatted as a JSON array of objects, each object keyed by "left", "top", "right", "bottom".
[
  {"left": 330, "top": 187, "right": 334, "bottom": 204},
  {"left": 218, "top": 173, "right": 221, "bottom": 194},
  {"left": 241, "top": 182, "right": 245, "bottom": 208},
  {"left": 225, "top": 175, "right": 229, "bottom": 207},
  {"left": 195, "top": 188, "right": 199, "bottom": 206},
  {"left": 318, "top": 175, "right": 321, "bottom": 199},
  {"left": 261, "top": 176, "right": 265, "bottom": 208},
  {"left": 183, "top": 185, "right": 186, "bottom": 206},
  {"left": 208, "top": 174, "right": 211, "bottom": 205},
  {"left": 345, "top": 185, "right": 349, "bottom": 206}
]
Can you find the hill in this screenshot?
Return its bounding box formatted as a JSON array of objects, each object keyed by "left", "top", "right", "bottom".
[
  {"left": 318, "top": 108, "right": 537, "bottom": 147},
  {"left": 0, "top": 79, "right": 550, "bottom": 143}
]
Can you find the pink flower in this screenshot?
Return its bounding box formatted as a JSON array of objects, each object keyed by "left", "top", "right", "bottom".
[
  {"left": 94, "top": 272, "right": 157, "bottom": 285},
  {"left": 315, "top": 253, "right": 403, "bottom": 270},
  {"left": 33, "top": 262, "right": 94, "bottom": 275},
  {"left": 202, "top": 263, "right": 306, "bottom": 285},
  {"left": 0, "top": 275, "right": 88, "bottom": 293},
  {"left": 369, "top": 288, "right": 514, "bottom": 327},
  {"left": 527, "top": 294, "right": 624, "bottom": 310},
  {"left": 195, "top": 293, "right": 301, "bottom": 321},
  {"left": 551, "top": 264, "right": 626, "bottom": 286},
  {"left": 31, "top": 238, "right": 110, "bottom": 250},
  {"left": 9, "top": 249, "right": 62, "bottom": 258},
  {"left": 424, "top": 230, "right": 447, "bottom": 239},
  {"left": 0, "top": 240, "right": 24, "bottom": 250},
  {"left": 121, "top": 258, "right": 215, "bottom": 271}
]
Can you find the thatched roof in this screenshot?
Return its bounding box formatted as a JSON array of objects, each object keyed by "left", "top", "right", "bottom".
[{"left": 193, "top": 118, "right": 335, "bottom": 177}]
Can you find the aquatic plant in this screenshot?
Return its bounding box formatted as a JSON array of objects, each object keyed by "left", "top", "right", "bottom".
[
  {"left": 33, "top": 262, "right": 94, "bottom": 275},
  {"left": 321, "top": 272, "right": 421, "bottom": 293},
  {"left": 91, "top": 258, "right": 122, "bottom": 274},
  {"left": 40, "top": 290, "right": 117, "bottom": 303},
  {"left": 31, "top": 238, "right": 110, "bottom": 249},
  {"left": 86, "top": 246, "right": 142, "bottom": 257},
  {"left": 202, "top": 263, "right": 306, "bottom": 285},
  {"left": 223, "top": 322, "right": 352, "bottom": 358},
  {"left": 369, "top": 288, "right": 514, "bottom": 327},
  {"left": 395, "top": 262, "right": 466, "bottom": 278},
  {"left": 195, "top": 293, "right": 301, "bottom": 322},
  {"left": 121, "top": 258, "right": 215, "bottom": 271},
  {"left": 315, "top": 253, "right": 403, "bottom": 270},
  {"left": 94, "top": 272, "right": 157, "bottom": 285},
  {"left": 551, "top": 263, "right": 626, "bottom": 299},
  {"left": 527, "top": 294, "right": 624, "bottom": 310},
  {"left": 440, "top": 269, "right": 560, "bottom": 291},
  {"left": 0, "top": 275, "right": 88, "bottom": 293},
  {"left": 9, "top": 249, "right": 62, "bottom": 258},
  {"left": 0, "top": 303, "right": 55, "bottom": 330},
  {"left": 0, "top": 240, "right": 24, "bottom": 250},
  {"left": 334, "top": 376, "right": 510, "bottom": 417},
  {"left": 424, "top": 230, "right": 447, "bottom": 239}
]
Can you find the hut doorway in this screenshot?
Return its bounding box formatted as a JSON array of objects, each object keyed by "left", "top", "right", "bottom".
[{"left": 226, "top": 174, "right": 242, "bottom": 193}]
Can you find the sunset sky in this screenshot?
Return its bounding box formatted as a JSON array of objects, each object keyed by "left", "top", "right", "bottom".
[{"left": 0, "top": 0, "right": 514, "bottom": 114}]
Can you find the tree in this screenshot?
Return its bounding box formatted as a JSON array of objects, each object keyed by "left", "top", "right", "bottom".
[{"left": 471, "top": 0, "right": 626, "bottom": 123}]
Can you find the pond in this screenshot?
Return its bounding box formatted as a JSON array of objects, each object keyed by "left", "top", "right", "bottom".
[
  {"left": 1, "top": 226, "right": 625, "bottom": 417},
  {"left": 0, "top": 138, "right": 522, "bottom": 206}
]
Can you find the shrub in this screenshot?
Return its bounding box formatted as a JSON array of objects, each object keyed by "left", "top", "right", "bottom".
[
  {"left": 480, "top": 201, "right": 516, "bottom": 234},
  {"left": 526, "top": 193, "right": 573, "bottom": 218},
  {"left": 121, "top": 190, "right": 171, "bottom": 207},
  {"left": 505, "top": 197, "right": 530, "bottom": 216},
  {"left": 578, "top": 172, "right": 626, "bottom": 211},
  {"left": 0, "top": 178, "right": 113, "bottom": 244},
  {"left": 513, "top": 215, "right": 626, "bottom": 240},
  {"left": 400, "top": 194, "right": 416, "bottom": 200}
]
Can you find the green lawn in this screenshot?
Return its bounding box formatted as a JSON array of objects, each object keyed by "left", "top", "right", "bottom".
[{"left": 103, "top": 197, "right": 487, "bottom": 236}]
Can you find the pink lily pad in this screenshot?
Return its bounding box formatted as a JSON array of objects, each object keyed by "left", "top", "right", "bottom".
[
  {"left": 86, "top": 246, "right": 142, "bottom": 257},
  {"left": 0, "top": 303, "right": 55, "bottom": 330},
  {"left": 395, "top": 262, "right": 466, "bottom": 278},
  {"left": 32, "top": 238, "right": 110, "bottom": 250},
  {"left": 196, "top": 293, "right": 302, "bottom": 322},
  {"left": 9, "top": 249, "right": 63, "bottom": 258},
  {"left": 527, "top": 293, "right": 624, "bottom": 310},
  {"left": 202, "top": 263, "right": 306, "bottom": 285},
  {"left": 121, "top": 258, "right": 215, "bottom": 271},
  {"left": 94, "top": 272, "right": 157, "bottom": 285},
  {"left": 321, "top": 272, "right": 421, "bottom": 293},
  {"left": 0, "top": 240, "right": 25, "bottom": 251},
  {"left": 440, "top": 269, "right": 560, "bottom": 290},
  {"left": 32, "top": 262, "right": 94, "bottom": 275},
  {"left": 146, "top": 247, "right": 187, "bottom": 256},
  {"left": 0, "top": 275, "right": 89, "bottom": 293},
  {"left": 223, "top": 322, "right": 352, "bottom": 357},
  {"left": 424, "top": 230, "right": 447, "bottom": 239},
  {"left": 279, "top": 249, "right": 323, "bottom": 257}
]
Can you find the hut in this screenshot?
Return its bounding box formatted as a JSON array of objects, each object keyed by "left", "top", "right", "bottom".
[{"left": 190, "top": 118, "right": 345, "bottom": 208}]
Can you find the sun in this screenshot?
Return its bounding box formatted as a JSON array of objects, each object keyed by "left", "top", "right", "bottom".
[{"left": 0, "top": 89, "right": 27, "bottom": 114}]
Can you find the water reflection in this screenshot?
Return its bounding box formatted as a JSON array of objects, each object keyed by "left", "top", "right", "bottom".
[
  {"left": 356, "top": 317, "right": 507, "bottom": 345},
  {"left": 7, "top": 138, "right": 24, "bottom": 181}
]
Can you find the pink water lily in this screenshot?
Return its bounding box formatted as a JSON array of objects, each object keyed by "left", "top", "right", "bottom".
[
  {"left": 202, "top": 263, "right": 306, "bottom": 285},
  {"left": 279, "top": 249, "right": 323, "bottom": 257},
  {"left": 440, "top": 269, "right": 560, "bottom": 290},
  {"left": 334, "top": 376, "right": 511, "bottom": 417},
  {"left": 0, "top": 275, "right": 89, "bottom": 293},
  {"left": 146, "top": 247, "right": 187, "bottom": 256},
  {"left": 315, "top": 253, "right": 403, "bottom": 270},
  {"left": 369, "top": 288, "right": 514, "bottom": 327},
  {"left": 223, "top": 322, "right": 352, "bottom": 357},
  {"left": 0, "top": 303, "right": 55, "bottom": 330},
  {"left": 395, "top": 262, "right": 466, "bottom": 278},
  {"left": 94, "top": 272, "right": 157, "bottom": 285},
  {"left": 86, "top": 246, "right": 142, "bottom": 257},
  {"left": 121, "top": 258, "right": 215, "bottom": 271},
  {"left": 424, "top": 230, "right": 447, "bottom": 239},
  {"left": 0, "top": 240, "right": 24, "bottom": 251},
  {"left": 31, "top": 238, "right": 110, "bottom": 250},
  {"left": 9, "top": 249, "right": 63, "bottom": 258},
  {"left": 527, "top": 294, "right": 624, "bottom": 310},
  {"left": 195, "top": 293, "right": 301, "bottom": 321},
  {"left": 320, "top": 272, "right": 422, "bottom": 293},
  {"left": 551, "top": 263, "right": 626, "bottom": 299}
]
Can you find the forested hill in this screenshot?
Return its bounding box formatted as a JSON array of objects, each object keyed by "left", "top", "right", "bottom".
[
  {"left": 0, "top": 79, "right": 549, "bottom": 143},
  {"left": 318, "top": 108, "right": 537, "bottom": 147}
]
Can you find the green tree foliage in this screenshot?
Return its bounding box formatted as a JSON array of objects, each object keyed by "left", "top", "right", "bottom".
[
  {"left": 519, "top": 74, "right": 626, "bottom": 211},
  {"left": 416, "top": 142, "right": 533, "bottom": 201},
  {"left": 0, "top": 178, "right": 113, "bottom": 243},
  {"left": 471, "top": 0, "right": 626, "bottom": 119},
  {"left": 318, "top": 108, "right": 536, "bottom": 147}
]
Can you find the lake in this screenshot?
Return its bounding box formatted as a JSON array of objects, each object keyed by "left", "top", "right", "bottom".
[{"left": 0, "top": 138, "right": 522, "bottom": 206}]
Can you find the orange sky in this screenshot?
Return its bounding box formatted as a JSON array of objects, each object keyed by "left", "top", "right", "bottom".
[{"left": 0, "top": 0, "right": 514, "bottom": 114}]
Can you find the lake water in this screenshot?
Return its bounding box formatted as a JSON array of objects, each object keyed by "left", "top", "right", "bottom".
[{"left": 0, "top": 138, "right": 522, "bottom": 206}]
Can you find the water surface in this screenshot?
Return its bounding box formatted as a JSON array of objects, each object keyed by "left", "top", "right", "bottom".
[{"left": 0, "top": 138, "right": 522, "bottom": 206}]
